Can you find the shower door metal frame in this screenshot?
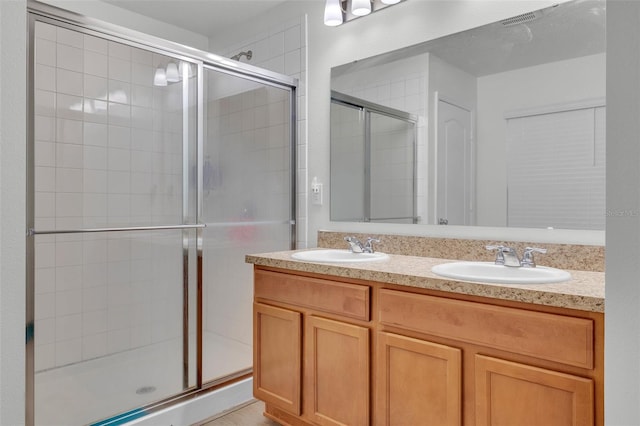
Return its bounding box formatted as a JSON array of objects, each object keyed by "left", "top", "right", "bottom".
[{"left": 25, "top": 2, "right": 297, "bottom": 425}]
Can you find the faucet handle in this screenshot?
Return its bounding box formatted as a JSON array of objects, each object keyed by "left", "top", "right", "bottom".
[
  {"left": 521, "top": 247, "right": 547, "bottom": 268},
  {"left": 485, "top": 245, "right": 508, "bottom": 265},
  {"left": 364, "top": 238, "right": 380, "bottom": 253},
  {"left": 344, "top": 236, "right": 364, "bottom": 253}
]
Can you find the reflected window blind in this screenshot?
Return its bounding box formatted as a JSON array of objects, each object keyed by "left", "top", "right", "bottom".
[{"left": 506, "top": 106, "right": 605, "bottom": 230}]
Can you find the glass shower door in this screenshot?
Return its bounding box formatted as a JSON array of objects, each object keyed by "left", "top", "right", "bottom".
[
  {"left": 200, "top": 67, "right": 295, "bottom": 383},
  {"left": 30, "top": 19, "right": 199, "bottom": 425}
]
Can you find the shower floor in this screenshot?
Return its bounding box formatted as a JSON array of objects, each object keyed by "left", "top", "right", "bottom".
[{"left": 35, "top": 332, "right": 252, "bottom": 426}]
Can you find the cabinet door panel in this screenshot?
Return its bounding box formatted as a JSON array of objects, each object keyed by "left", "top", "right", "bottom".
[
  {"left": 253, "top": 303, "right": 302, "bottom": 415},
  {"left": 376, "top": 332, "right": 462, "bottom": 426},
  {"left": 305, "top": 316, "right": 369, "bottom": 426},
  {"left": 475, "top": 355, "right": 594, "bottom": 426}
]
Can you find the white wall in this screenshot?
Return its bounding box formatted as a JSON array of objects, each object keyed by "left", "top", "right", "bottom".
[
  {"left": 0, "top": 1, "right": 27, "bottom": 424},
  {"left": 476, "top": 53, "right": 606, "bottom": 226}
]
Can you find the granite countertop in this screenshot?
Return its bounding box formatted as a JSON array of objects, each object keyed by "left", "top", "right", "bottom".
[{"left": 246, "top": 249, "right": 605, "bottom": 313}]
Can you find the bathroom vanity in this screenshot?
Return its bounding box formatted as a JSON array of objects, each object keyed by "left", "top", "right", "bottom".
[{"left": 247, "top": 237, "right": 604, "bottom": 426}]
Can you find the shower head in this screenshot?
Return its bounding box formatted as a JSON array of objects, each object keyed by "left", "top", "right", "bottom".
[{"left": 230, "top": 50, "right": 253, "bottom": 61}]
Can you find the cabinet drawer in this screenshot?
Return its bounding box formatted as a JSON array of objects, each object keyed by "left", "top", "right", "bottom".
[
  {"left": 255, "top": 269, "right": 370, "bottom": 321},
  {"left": 379, "top": 289, "right": 593, "bottom": 369}
]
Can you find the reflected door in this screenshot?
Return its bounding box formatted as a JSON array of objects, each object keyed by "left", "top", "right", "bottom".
[{"left": 437, "top": 99, "right": 474, "bottom": 226}]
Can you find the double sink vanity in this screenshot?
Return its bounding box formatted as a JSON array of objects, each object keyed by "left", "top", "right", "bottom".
[{"left": 246, "top": 232, "right": 604, "bottom": 426}]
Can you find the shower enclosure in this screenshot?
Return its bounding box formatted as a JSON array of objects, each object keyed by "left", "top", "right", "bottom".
[
  {"left": 26, "top": 4, "right": 296, "bottom": 425},
  {"left": 330, "top": 92, "right": 417, "bottom": 224}
]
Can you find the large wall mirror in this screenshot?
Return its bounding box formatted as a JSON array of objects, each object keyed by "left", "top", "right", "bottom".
[{"left": 330, "top": 0, "right": 605, "bottom": 230}]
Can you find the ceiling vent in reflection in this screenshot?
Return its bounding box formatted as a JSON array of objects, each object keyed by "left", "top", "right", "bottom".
[{"left": 500, "top": 11, "right": 543, "bottom": 26}]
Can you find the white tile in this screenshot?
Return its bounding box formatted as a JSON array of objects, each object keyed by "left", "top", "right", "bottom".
[
  {"left": 35, "top": 267, "right": 56, "bottom": 294},
  {"left": 56, "top": 93, "right": 84, "bottom": 121},
  {"left": 84, "top": 99, "right": 108, "bottom": 124},
  {"left": 56, "top": 168, "right": 83, "bottom": 192},
  {"left": 83, "top": 170, "right": 107, "bottom": 194},
  {"left": 132, "top": 106, "right": 153, "bottom": 129},
  {"left": 56, "top": 265, "right": 82, "bottom": 291},
  {"left": 107, "top": 329, "right": 130, "bottom": 353},
  {"left": 35, "top": 291, "right": 55, "bottom": 321},
  {"left": 55, "top": 337, "right": 82, "bottom": 366},
  {"left": 108, "top": 125, "right": 131, "bottom": 149},
  {"left": 83, "top": 263, "right": 107, "bottom": 288},
  {"left": 108, "top": 56, "right": 131, "bottom": 82},
  {"left": 132, "top": 47, "right": 153, "bottom": 65},
  {"left": 84, "top": 145, "right": 108, "bottom": 170},
  {"left": 36, "top": 119, "right": 56, "bottom": 149},
  {"left": 36, "top": 64, "right": 56, "bottom": 92},
  {"left": 108, "top": 150, "right": 132, "bottom": 173},
  {"left": 269, "top": 32, "right": 285, "bottom": 57},
  {"left": 132, "top": 62, "right": 153, "bottom": 87},
  {"left": 56, "top": 118, "right": 83, "bottom": 145},
  {"left": 284, "top": 25, "right": 301, "bottom": 52},
  {"left": 84, "top": 34, "right": 108, "bottom": 54},
  {"left": 108, "top": 102, "right": 131, "bottom": 127},
  {"left": 83, "top": 287, "right": 108, "bottom": 313},
  {"left": 83, "top": 193, "right": 108, "bottom": 218},
  {"left": 35, "top": 167, "right": 56, "bottom": 192},
  {"left": 131, "top": 194, "right": 152, "bottom": 217},
  {"left": 56, "top": 68, "right": 83, "bottom": 96},
  {"left": 108, "top": 41, "right": 131, "bottom": 60},
  {"left": 84, "top": 74, "right": 108, "bottom": 100},
  {"left": 57, "top": 44, "right": 83, "bottom": 72},
  {"left": 107, "top": 194, "right": 130, "bottom": 217},
  {"left": 83, "top": 122, "right": 108, "bottom": 147},
  {"left": 56, "top": 313, "right": 82, "bottom": 341},
  {"left": 131, "top": 85, "right": 153, "bottom": 108},
  {"left": 35, "top": 192, "right": 55, "bottom": 219},
  {"left": 35, "top": 343, "right": 56, "bottom": 371},
  {"left": 35, "top": 22, "right": 57, "bottom": 41},
  {"left": 82, "top": 239, "right": 107, "bottom": 265},
  {"left": 35, "top": 318, "right": 56, "bottom": 345},
  {"left": 84, "top": 50, "right": 108, "bottom": 78},
  {"left": 57, "top": 27, "right": 83, "bottom": 48},
  {"left": 108, "top": 240, "right": 131, "bottom": 263},
  {"left": 82, "top": 332, "right": 108, "bottom": 360},
  {"left": 36, "top": 38, "right": 56, "bottom": 66},
  {"left": 108, "top": 170, "right": 130, "bottom": 193},
  {"left": 55, "top": 289, "right": 82, "bottom": 316},
  {"left": 108, "top": 80, "right": 131, "bottom": 104},
  {"left": 131, "top": 152, "right": 152, "bottom": 174},
  {"left": 56, "top": 144, "right": 83, "bottom": 170},
  {"left": 55, "top": 193, "right": 83, "bottom": 218},
  {"left": 284, "top": 49, "right": 301, "bottom": 76}
]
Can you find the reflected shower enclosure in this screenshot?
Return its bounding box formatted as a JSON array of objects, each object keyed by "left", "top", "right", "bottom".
[
  {"left": 28, "top": 12, "right": 295, "bottom": 426},
  {"left": 330, "top": 92, "right": 417, "bottom": 224}
]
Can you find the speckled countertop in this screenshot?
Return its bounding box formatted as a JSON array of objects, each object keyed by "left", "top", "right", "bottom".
[{"left": 246, "top": 250, "right": 605, "bottom": 313}]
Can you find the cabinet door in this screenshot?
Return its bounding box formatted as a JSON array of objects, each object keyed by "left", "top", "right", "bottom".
[
  {"left": 376, "top": 332, "right": 462, "bottom": 426},
  {"left": 475, "top": 355, "right": 594, "bottom": 426},
  {"left": 304, "top": 315, "right": 370, "bottom": 426},
  {"left": 253, "top": 302, "right": 302, "bottom": 415}
]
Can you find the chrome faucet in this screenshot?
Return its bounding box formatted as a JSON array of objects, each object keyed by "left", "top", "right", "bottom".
[
  {"left": 486, "top": 245, "right": 547, "bottom": 267},
  {"left": 344, "top": 236, "right": 380, "bottom": 253}
]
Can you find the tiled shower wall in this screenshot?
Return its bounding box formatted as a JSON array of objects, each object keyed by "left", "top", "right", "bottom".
[
  {"left": 216, "top": 15, "right": 308, "bottom": 247},
  {"left": 33, "top": 22, "right": 187, "bottom": 371}
]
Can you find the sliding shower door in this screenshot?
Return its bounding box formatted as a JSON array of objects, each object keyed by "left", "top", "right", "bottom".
[
  {"left": 29, "top": 19, "right": 199, "bottom": 425},
  {"left": 28, "top": 8, "right": 297, "bottom": 426},
  {"left": 201, "top": 68, "right": 295, "bottom": 383}
]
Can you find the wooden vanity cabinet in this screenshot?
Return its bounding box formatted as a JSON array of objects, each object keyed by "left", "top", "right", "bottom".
[
  {"left": 253, "top": 268, "right": 371, "bottom": 426},
  {"left": 253, "top": 266, "right": 603, "bottom": 426}
]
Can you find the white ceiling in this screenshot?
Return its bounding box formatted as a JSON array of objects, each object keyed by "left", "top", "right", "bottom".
[{"left": 101, "top": 0, "right": 290, "bottom": 38}]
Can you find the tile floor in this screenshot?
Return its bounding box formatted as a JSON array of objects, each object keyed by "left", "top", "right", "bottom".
[{"left": 199, "top": 400, "right": 280, "bottom": 426}]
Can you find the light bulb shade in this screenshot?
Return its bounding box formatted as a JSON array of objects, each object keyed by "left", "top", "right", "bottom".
[
  {"left": 380, "top": 0, "right": 401, "bottom": 4},
  {"left": 324, "top": 0, "right": 343, "bottom": 26},
  {"left": 179, "top": 61, "right": 195, "bottom": 78},
  {"left": 166, "top": 62, "right": 180, "bottom": 82},
  {"left": 154, "top": 66, "right": 167, "bottom": 86},
  {"left": 351, "top": 0, "right": 371, "bottom": 16}
]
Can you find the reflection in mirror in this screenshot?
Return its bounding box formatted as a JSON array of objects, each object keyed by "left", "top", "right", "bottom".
[
  {"left": 330, "top": 92, "right": 418, "bottom": 223},
  {"left": 330, "top": 0, "right": 606, "bottom": 230}
]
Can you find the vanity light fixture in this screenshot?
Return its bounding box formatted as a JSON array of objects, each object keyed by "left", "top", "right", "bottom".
[
  {"left": 153, "top": 65, "right": 168, "bottom": 86},
  {"left": 165, "top": 62, "right": 180, "bottom": 82},
  {"left": 324, "top": 0, "right": 405, "bottom": 26},
  {"left": 154, "top": 61, "right": 195, "bottom": 86}
]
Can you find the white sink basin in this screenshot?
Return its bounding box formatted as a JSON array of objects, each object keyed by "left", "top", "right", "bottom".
[
  {"left": 291, "top": 249, "right": 389, "bottom": 263},
  {"left": 431, "top": 261, "right": 571, "bottom": 284}
]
